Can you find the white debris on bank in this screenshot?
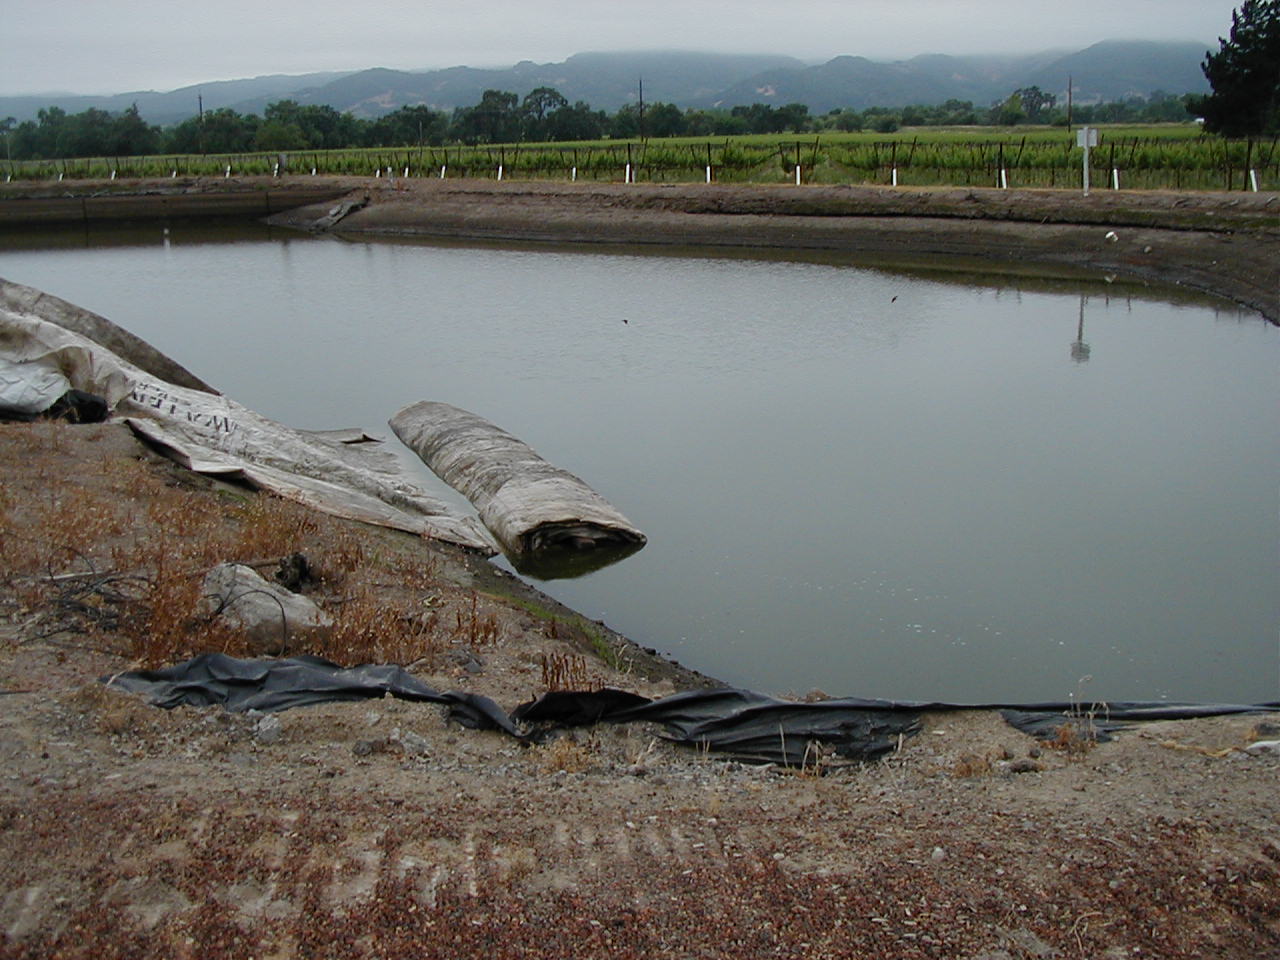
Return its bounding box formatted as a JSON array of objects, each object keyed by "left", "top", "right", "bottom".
[{"left": 0, "top": 280, "right": 496, "bottom": 553}]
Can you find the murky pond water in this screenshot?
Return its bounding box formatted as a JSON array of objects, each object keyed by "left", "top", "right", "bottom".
[{"left": 3, "top": 221, "right": 1275, "bottom": 703}]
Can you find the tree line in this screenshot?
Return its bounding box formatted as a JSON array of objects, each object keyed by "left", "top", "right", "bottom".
[
  {"left": 0, "top": 87, "right": 1213, "bottom": 162},
  {"left": 2, "top": 2, "right": 1275, "bottom": 162}
]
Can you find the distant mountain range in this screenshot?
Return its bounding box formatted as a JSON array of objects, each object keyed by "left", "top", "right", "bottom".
[{"left": 0, "top": 42, "right": 1210, "bottom": 126}]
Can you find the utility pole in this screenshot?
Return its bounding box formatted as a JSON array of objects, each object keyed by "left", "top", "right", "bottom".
[
  {"left": 638, "top": 76, "right": 646, "bottom": 140},
  {"left": 197, "top": 92, "right": 205, "bottom": 154},
  {"left": 1066, "top": 75, "right": 1073, "bottom": 128}
]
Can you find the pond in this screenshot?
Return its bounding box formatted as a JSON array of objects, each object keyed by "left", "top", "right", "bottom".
[{"left": 2, "top": 221, "right": 1275, "bottom": 704}]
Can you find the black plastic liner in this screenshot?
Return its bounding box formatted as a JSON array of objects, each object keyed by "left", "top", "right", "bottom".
[
  {"left": 105, "top": 653, "right": 520, "bottom": 735},
  {"left": 104, "top": 654, "right": 1280, "bottom": 766}
]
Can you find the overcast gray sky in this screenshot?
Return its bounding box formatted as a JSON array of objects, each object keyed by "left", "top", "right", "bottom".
[{"left": 1, "top": 0, "right": 1237, "bottom": 96}]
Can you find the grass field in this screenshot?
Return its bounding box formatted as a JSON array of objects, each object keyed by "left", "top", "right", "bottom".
[{"left": 5, "top": 125, "right": 1276, "bottom": 192}]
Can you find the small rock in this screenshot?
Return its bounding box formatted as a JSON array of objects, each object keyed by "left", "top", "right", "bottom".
[
  {"left": 931, "top": 846, "right": 946, "bottom": 862},
  {"left": 450, "top": 650, "right": 484, "bottom": 675},
  {"left": 1007, "top": 759, "right": 1042, "bottom": 774},
  {"left": 199, "top": 563, "right": 333, "bottom": 655},
  {"left": 352, "top": 738, "right": 385, "bottom": 757},
  {"left": 1027, "top": 746, "right": 1042, "bottom": 759},
  {"left": 390, "top": 727, "right": 430, "bottom": 757},
  {"left": 1244, "top": 740, "right": 1280, "bottom": 757},
  {"left": 254, "top": 715, "right": 282, "bottom": 744}
]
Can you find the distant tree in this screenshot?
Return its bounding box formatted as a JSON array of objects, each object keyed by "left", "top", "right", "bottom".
[
  {"left": 545, "top": 101, "right": 607, "bottom": 141},
  {"left": 1192, "top": 0, "right": 1280, "bottom": 135},
  {"left": 645, "top": 102, "right": 686, "bottom": 138},
  {"left": 610, "top": 104, "right": 642, "bottom": 139},
  {"left": 826, "top": 108, "right": 862, "bottom": 132},
  {"left": 774, "top": 102, "right": 811, "bottom": 132},
  {"left": 1013, "top": 86, "right": 1056, "bottom": 122},
  {"left": 989, "top": 92, "right": 1027, "bottom": 126},
  {"left": 452, "top": 90, "right": 521, "bottom": 144},
  {"left": 107, "top": 104, "right": 160, "bottom": 156},
  {"left": 860, "top": 107, "right": 900, "bottom": 133},
  {"left": 259, "top": 101, "right": 359, "bottom": 149},
  {"left": 166, "top": 108, "right": 259, "bottom": 153},
  {"left": 520, "top": 87, "right": 568, "bottom": 140},
  {"left": 0, "top": 116, "right": 14, "bottom": 161},
  {"left": 253, "top": 119, "right": 307, "bottom": 151},
  {"left": 365, "top": 105, "right": 447, "bottom": 147},
  {"left": 729, "top": 103, "right": 808, "bottom": 134}
]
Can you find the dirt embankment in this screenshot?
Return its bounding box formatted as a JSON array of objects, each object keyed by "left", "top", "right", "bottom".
[{"left": 1, "top": 175, "right": 1276, "bottom": 320}]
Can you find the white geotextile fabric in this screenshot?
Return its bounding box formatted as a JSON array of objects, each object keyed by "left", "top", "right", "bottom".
[
  {"left": 390, "top": 400, "right": 646, "bottom": 557},
  {"left": 0, "top": 306, "right": 496, "bottom": 553}
]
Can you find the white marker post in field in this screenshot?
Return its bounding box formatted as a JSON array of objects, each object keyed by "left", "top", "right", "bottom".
[{"left": 1077, "top": 126, "right": 1098, "bottom": 196}]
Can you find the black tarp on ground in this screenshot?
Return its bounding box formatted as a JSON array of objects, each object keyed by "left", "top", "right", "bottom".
[
  {"left": 104, "top": 653, "right": 520, "bottom": 735},
  {"left": 104, "top": 654, "right": 1280, "bottom": 766}
]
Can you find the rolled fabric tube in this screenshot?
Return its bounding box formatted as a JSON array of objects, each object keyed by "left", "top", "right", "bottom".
[{"left": 390, "top": 400, "right": 646, "bottom": 570}]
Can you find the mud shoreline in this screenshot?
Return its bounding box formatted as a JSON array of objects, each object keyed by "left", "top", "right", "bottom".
[{"left": 2, "top": 175, "right": 1276, "bottom": 320}]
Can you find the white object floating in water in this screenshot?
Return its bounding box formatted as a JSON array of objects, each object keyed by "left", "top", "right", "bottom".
[{"left": 1104, "top": 230, "right": 1119, "bottom": 243}]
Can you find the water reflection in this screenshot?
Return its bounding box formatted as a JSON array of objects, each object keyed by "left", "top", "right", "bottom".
[
  {"left": 1071, "top": 295, "right": 1092, "bottom": 363},
  {"left": 509, "top": 538, "right": 647, "bottom": 580}
]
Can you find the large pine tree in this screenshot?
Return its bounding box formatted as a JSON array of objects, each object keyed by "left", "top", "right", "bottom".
[{"left": 1195, "top": 0, "right": 1280, "bottom": 136}]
